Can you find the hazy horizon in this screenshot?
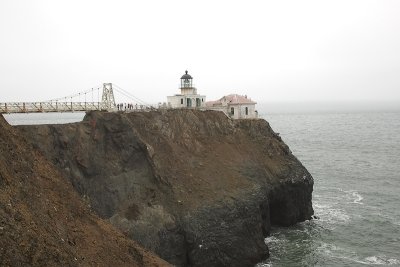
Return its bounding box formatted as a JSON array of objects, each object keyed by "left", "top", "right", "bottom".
[
  {"left": 1, "top": 0, "right": 400, "bottom": 105},
  {"left": 258, "top": 100, "right": 400, "bottom": 114}
]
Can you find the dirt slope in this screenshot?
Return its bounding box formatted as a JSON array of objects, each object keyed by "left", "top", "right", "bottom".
[{"left": 0, "top": 115, "right": 170, "bottom": 266}]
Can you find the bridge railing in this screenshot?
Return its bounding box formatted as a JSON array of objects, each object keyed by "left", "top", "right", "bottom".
[{"left": 0, "top": 102, "right": 104, "bottom": 114}]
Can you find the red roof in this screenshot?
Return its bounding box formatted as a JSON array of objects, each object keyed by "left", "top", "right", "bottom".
[{"left": 206, "top": 94, "right": 256, "bottom": 107}]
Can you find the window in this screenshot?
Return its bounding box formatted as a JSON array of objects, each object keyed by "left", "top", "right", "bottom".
[
  {"left": 181, "top": 98, "right": 183, "bottom": 105},
  {"left": 245, "top": 107, "right": 248, "bottom": 115},
  {"left": 202, "top": 98, "right": 204, "bottom": 102},
  {"left": 231, "top": 107, "right": 234, "bottom": 115}
]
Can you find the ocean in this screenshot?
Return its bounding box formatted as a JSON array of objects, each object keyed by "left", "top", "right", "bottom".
[
  {"left": 4, "top": 109, "right": 400, "bottom": 267},
  {"left": 258, "top": 111, "right": 400, "bottom": 267}
]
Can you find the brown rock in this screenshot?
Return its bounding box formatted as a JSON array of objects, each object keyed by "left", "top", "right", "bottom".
[
  {"left": 17, "top": 109, "right": 314, "bottom": 267},
  {"left": 0, "top": 115, "right": 170, "bottom": 267}
]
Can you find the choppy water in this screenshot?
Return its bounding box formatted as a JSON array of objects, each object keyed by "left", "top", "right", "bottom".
[
  {"left": 4, "top": 110, "right": 400, "bottom": 266},
  {"left": 257, "top": 111, "right": 400, "bottom": 267}
]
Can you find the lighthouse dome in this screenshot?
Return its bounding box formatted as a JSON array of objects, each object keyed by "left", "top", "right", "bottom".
[{"left": 181, "top": 70, "right": 192, "bottom": 80}]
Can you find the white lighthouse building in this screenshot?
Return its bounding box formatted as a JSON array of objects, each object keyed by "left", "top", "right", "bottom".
[
  {"left": 167, "top": 71, "right": 206, "bottom": 108},
  {"left": 206, "top": 94, "right": 258, "bottom": 119}
]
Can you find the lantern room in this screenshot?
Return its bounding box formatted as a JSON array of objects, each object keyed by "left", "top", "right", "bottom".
[{"left": 180, "top": 70, "right": 193, "bottom": 88}]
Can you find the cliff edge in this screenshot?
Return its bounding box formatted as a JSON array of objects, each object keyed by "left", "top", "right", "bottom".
[
  {"left": 18, "top": 109, "right": 314, "bottom": 267},
  {"left": 0, "top": 115, "right": 170, "bottom": 267}
]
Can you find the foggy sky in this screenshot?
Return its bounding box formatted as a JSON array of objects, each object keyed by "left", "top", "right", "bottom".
[{"left": 1, "top": 0, "right": 400, "bottom": 105}]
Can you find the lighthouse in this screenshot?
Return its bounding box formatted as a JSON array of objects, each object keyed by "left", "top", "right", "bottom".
[{"left": 167, "top": 70, "right": 206, "bottom": 108}]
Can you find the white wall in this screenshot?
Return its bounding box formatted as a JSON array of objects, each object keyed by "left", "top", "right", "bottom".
[
  {"left": 239, "top": 104, "right": 256, "bottom": 119},
  {"left": 181, "top": 88, "right": 197, "bottom": 95},
  {"left": 228, "top": 104, "right": 257, "bottom": 119},
  {"left": 167, "top": 95, "right": 185, "bottom": 108},
  {"left": 167, "top": 94, "right": 207, "bottom": 108}
]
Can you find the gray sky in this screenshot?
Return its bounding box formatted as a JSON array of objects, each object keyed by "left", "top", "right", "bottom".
[{"left": 1, "top": 0, "right": 400, "bottom": 105}]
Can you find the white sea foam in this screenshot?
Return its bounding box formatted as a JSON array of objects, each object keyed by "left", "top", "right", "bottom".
[
  {"left": 338, "top": 188, "right": 364, "bottom": 205},
  {"left": 352, "top": 191, "right": 364, "bottom": 204},
  {"left": 317, "top": 242, "right": 400, "bottom": 266},
  {"left": 364, "top": 256, "right": 388, "bottom": 265},
  {"left": 265, "top": 236, "right": 281, "bottom": 244},
  {"left": 264, "top": 234, "right": 288, "bottom": 255},
  {"left": 352, "top": 256, "right": 400, "bottom": 265},
  {"left": 388, "top": 259, "right": 400, "bottom": 265},
  {"left": 314, "top": 202, "right": 350, "bottom": 226},
  {"left": 317, "top": 242, "right": 340, "bottom": 254}
]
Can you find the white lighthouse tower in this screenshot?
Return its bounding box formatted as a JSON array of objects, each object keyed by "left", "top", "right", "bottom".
[{"left": 167, "top": 70, "right": 206, "bottom": 108}]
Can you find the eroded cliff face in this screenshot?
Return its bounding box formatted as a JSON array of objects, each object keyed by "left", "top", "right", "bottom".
[
  {"left": 0, "top": 115, "right": 170, "bottom": 267},
  {"left": 18, "top": 109, "right": 314, "bottom": 267}
]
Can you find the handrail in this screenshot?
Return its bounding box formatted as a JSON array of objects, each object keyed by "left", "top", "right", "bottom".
[{"left": 0, "top": 102, "right": 104, "bottom": 114}]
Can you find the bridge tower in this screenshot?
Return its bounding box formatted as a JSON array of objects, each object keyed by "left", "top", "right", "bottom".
[{"left": 101, "top": 83, "right": 116, "bottom": 110}]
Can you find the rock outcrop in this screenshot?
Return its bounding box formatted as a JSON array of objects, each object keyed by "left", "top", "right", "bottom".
[
  {"left": 18, "top": 109, "right": 314, "bottom": 267},
  {"left": 0, "top": 115, "right": 170, "bottom": 267}
]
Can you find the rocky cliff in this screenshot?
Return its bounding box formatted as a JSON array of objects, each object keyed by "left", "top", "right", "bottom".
[
  {"left": 18, "top": 109, "right": 314, "bottom": 267},
  {"left": 0, "top": 115, "right": 170, "bottom": 266}
]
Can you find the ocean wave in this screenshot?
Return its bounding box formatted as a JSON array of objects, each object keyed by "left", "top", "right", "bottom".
[
  {"left": 264, "top": 233, "right": 288, "bottom": 253},
  {"left": 264, "top": 236, "right": 282, "bottom": 244},
  {"left": 317, "top": 242, "right": 399, "bottom": 266},
  {"left": 359, "top": 256, "right": 400, "bottom": 265},
  {"left": 338, "top": 188, "right": 364, "bottom": 205},
  {"left": 313, "top": 188, "right": 364, "bottom": 227},
  {"left": 313, "top": 203, "right": 350, "bottom": 226},
  {"left": 344, "top": 255, "right": 400, "bottom": 266},
  {"left": 316, "top": 242, "right": 340, "bottom": 254},
  {"left": 351, "top": 191, "right": 364, "bottom": 204}
]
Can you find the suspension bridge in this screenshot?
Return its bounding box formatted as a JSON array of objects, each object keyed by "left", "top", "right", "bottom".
[{"left": 0, "top": 83, "right": 156, "bottom": 114}]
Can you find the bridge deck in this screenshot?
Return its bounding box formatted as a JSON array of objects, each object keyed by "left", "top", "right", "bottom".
[{"left": 0, "top": 102, "right": 105, "bottom": 114}]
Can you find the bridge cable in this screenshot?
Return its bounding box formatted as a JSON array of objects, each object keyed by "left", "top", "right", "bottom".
[
  {"left": 113, "top": 88, "right": 147, "bottom": 106},
  {"left": 112, "top": 84, "right": 152, "bottom": 107},
  {"left": 44, "top": 84, "right": 102, "bottom": 103}
]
